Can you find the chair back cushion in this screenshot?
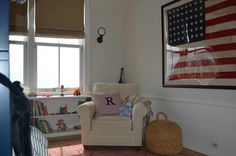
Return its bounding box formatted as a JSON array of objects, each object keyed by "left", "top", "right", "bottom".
[{"left": 93, "top": 83, "right": 139, "bottom": 101}]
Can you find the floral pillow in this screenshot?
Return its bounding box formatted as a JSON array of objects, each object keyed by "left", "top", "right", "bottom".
[{"left": 92, "top": 92, "right": 123, "bottom": 116}]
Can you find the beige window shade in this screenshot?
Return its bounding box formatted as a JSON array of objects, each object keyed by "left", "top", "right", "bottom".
[
  {"left": 36, "top": 0, "right": 84, "bottom": 38},
  {"left": 10, "top": 1, "right": 28, "bottom": 35}
]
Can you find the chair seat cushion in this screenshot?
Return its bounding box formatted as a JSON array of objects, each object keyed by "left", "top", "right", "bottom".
[{"left": 92, "top": 115, "right": 132, "bottom": 131}]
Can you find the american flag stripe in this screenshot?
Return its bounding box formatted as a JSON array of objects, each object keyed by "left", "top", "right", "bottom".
[
  {"left": 168, "top": 62, "right": 236, "bottom": 80},
  {"left": 205, "top": 0, "right": 236, "bottom": 13},
  {"left": 169, "top": 72, "right": 236, "bottom": 80},
  {"left": 205, "top": 5, "right": 236, "bottom": 20},
  {"left": 206, "top": 21, "right": 236, "bottom": 33},
  {"left": 206, "top": 13, "right": 236, "bottom": 26},
  {"left": 173, "top": 57, "right": 236, "bottom": 68},
  {"left": 171, "top": 50, "right": 236, "bottom": 62},
  {"left": 170, "top": 41, "right": 236, "bottom": 58},
  {"left": 168, "top": 35, "right": 235, "bottom": 53},
  {"left": 171, "top": 65, "right": 236, "bottom": 75},
  {"left": 166, "top": 78, "right": 236, "bottom": 85},
  {"left": 169, "top": 52, "right": 236, "bottom": 76},
  {"left": 206, "top": 28, "right": 236, "bottom": 39},
  {"left": 165, "top": 0, "right": 236, "bottom": 83}
]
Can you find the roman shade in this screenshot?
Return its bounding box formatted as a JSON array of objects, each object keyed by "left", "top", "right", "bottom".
[
  {"left": 10, "top": 1, "right": 27, "bottom": 35},
  {"left": 36, "top": 0, "right": 85, "bottom": 38}
]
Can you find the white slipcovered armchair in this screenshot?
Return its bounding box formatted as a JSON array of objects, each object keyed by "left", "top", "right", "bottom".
[{"left": 76, "top": 83, "right": 151, "bottom": 148}]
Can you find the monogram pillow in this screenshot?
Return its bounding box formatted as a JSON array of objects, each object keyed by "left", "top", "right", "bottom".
[{"left": 92, "top": 92, "right": 123, "bottom": 116}]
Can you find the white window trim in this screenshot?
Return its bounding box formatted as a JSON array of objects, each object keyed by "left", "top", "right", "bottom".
[
  {"left": 82, "top": 0, "right": 92, "bottom": 94},
  {"left": 35, "top": 41, "right": 83, "bottom": 94},
  {"left": 9, "top": 40, "right": 27, "bottom": 84}
]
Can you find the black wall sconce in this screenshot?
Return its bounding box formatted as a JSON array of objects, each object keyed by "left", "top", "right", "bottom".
[{"left": 97, "top": 27, "right": 106, "bottom": 43}]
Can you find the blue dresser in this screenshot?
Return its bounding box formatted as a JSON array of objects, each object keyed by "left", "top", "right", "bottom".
[{"left": 0, "top": 0, "right": 11, "bottom": 155}]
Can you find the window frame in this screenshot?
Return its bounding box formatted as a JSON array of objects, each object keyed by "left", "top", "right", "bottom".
[
  {"left": 9, "top": 35, "right": 84, "bottom": 95},
  {"left": 9, "top": 39, "right": 27, "bottom": 84},
  {"left": 35, "top": 39, "right": 83, "bottom": 95}
]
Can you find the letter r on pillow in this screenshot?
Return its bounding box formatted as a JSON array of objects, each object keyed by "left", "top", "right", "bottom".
[{"left": 105, "top": 96, "right": 116, "bottom": 105}]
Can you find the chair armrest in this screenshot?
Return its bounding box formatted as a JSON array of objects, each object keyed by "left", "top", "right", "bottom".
[
  {"left": 76, "top": 101, "right": 95, "bottom": 131},
  {"left": 132, "top": 101, "right": 149, "bottom": 145},
  {"left": 132, "top": 102, "right": 147, "bottom": 123},
  {"left": 132, "top": 97, "right": 152, "bottom": 121}
]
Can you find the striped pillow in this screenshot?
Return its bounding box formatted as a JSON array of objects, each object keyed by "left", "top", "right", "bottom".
[{"left": 31, "top": 126, "right": 49, "bottom": 156}]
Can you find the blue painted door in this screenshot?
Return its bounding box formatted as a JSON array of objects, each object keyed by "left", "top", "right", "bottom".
[{"left": 0, "top": 0, "right": 11, "bottom": 155}]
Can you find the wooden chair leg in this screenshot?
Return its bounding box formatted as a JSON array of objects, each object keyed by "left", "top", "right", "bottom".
[
  {"left": 135, "top": 146, "right": 141, "bottom": 150},
  {"left": 83, "top": 145, "right": 89, "bottom": 150}
]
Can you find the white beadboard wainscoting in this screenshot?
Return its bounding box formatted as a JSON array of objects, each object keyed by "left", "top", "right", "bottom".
[{"left": 144, "top": 95, "right": 236, "bottom": 156}]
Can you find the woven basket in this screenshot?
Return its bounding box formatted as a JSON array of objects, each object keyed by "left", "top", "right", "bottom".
[{"left": 145, "top": 112, "right": 182, "bottom": 155}]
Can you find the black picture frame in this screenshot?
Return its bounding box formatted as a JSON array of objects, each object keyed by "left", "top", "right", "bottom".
[{"left": 161, "top": 0, "right": 236, "bottom": 89}]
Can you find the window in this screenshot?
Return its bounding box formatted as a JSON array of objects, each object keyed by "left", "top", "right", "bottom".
[
  {"left": 36, "top": 37, "right": 82, "bottom": 93},
  {"left": 9, "top": 0, "right": 86, "bottom": 94},
  {"left": 9, "top": 35, "right": 83, "bottom": 94},
  {"left": 9, "top": 35, "right": 27, "bottom": 84}
]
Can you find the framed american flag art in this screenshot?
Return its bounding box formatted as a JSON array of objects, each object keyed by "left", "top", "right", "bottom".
[{"left": 161, "top": 0, "right": 236, "bottom": 89}]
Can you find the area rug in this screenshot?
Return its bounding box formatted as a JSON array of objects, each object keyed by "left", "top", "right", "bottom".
[
  {"left": 49, "top": 144, "right": 157, "bottom": 156},
  {"left": 48, "top": 137, "right": 204, "bottom": 156}
]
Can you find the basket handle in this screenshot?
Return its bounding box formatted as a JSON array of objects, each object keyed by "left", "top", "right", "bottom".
[{"left": 156, "top": 112, "right": 168, "bottom": 120}]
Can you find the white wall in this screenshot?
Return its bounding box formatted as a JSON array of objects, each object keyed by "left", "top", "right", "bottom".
[
  {"left": 88, "top": 0, "right": 127, "bottom": 88},
  {"left": 88, "top": 0, "right": 236, "bottom": 155},
  {"left": 123, "top": 0, "right": 236, "bottom": 156}
]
